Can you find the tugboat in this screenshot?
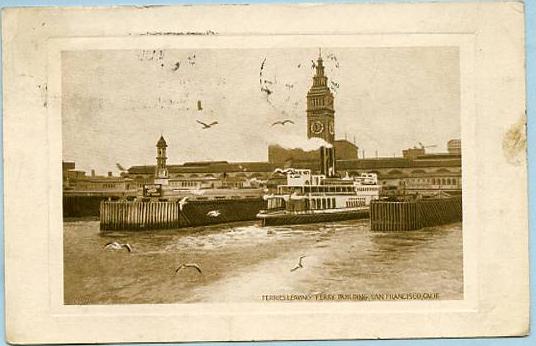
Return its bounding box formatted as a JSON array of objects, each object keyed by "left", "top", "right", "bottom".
[{"left": 257, "top": 168, "right": 380, "bottom": 226}]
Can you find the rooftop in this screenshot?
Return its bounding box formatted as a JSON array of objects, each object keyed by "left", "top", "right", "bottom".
[
  {"left": 156, "top": 135, "right": 167, "bottom": 147},
  {"left": 128, "top": 154, "right": 461, "bottom": 175}
]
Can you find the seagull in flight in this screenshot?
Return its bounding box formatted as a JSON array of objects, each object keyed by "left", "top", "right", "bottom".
[
  {"left": 207, "top": 210, "right": 221, "bottom": 217},
  {"left": 104, "top": 241, "right": 133, "bottom": 252},
  {"left": 290, "top": 255, "right": 307, "bottom": 272},
  {"left": 175, "top": 263, "right": 202, "bottom": 274},
  {"left": 271, "top": 120, "right": 295, "bottom": 127},
  {"left": 196, "top": 120, "right": 218, "bottom": 129},
  {"left": 178, "top": 196, "right": 189, "bottom": 211}
]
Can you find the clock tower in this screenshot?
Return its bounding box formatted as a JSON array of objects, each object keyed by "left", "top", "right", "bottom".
[{"left": 307, "top": 50, "right": 336, "bottom": 176}]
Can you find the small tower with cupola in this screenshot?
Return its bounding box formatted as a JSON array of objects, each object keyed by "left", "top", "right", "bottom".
[{"left": 154, "top": 135, "right": 169, "bottom": 185}]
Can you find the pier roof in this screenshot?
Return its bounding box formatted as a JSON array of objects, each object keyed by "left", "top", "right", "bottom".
[
  {"left": 128, "top": 155, "right": 461, "bottom": 175},
  {"left": 128, "top": 161, "right": 280, "bottom": 174},
  {"left": 337, "top": 157, "right": 461, "bottom": 170}
]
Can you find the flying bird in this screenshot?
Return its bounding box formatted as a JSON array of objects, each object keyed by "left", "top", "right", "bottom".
[
  {"left": 178, "top": 196, "right": 189, "bottom": 211},
  {"left": 297, "top": 63, "right": 301, "bottom": 68},
  {"left": 271, "top": 120, "right": 295, "bottom": 127},
  {"left": 175, "top": 263, "right": 202, "bottom": 274},
  {"left": 197, "top": 100, "right": 203, "bottom": 111},
  {"left": 104, "top": 242, "right": 133, "bottom": 252},
  {"left": 196, "top": 120, "right": 218, "bottom": 129},
  {"left": 290, "top": 255, "right": 307, "bottom": 272},
  {"left": 207, "top": 210, "right": 221, "bottom": 217},
  {"left": 172, "top": 61, "right": 180, "bottom": 71}
]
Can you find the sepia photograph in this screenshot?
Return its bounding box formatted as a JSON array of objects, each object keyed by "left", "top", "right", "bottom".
[
  {"left": 2, "top": 2, "right": 529, "bottom": 343},
  {"left": 62, "top": 46, "right": 463, "bottom": 304}
]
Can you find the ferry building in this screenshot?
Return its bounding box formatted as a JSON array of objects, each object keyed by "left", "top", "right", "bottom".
[{"left": 63, "top": 52, "right": 462, "bottom": 206}]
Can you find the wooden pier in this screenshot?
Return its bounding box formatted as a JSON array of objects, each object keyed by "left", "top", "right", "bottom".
[
  {"left": 100, "top": 201, "right": 181, "bottom": 231},
  {"left": 370, "top": 196, "right": 462, "bottom": 231},
  {"left": 99, "top": 198, "right": 267, "bottom": 231}
]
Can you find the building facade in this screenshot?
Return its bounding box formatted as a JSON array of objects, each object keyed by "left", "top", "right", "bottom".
[
  {"left": 448, "top": 139, "right": 461, "bottom": 155},
  {"left": 268, "top": 139, "right": 358, "bottom": 164}
]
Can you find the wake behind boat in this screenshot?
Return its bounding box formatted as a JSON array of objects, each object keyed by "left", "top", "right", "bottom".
[{"left": 257, "top": 168, "right": 380, "bottom": 226}]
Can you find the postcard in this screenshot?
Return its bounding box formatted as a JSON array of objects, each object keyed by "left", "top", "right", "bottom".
[{"left": 2, "top": 2, "right": 528, "bottom": 344}]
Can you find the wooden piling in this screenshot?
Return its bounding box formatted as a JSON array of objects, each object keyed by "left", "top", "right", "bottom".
[
  {"left": 100, "top": 201, "right": 182, "bottom": 231},
  {"left": 370, "top": 196, "right": 462, "bottom": 232}
]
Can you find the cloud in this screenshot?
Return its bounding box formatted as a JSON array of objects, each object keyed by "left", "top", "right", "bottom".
[{"left": 271, "top": 134, "right": 333, "bottom": 151}]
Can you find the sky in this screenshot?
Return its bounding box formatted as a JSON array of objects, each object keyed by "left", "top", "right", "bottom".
[{"left": 62, "top": 46, "right": 460, "bottom": 175}]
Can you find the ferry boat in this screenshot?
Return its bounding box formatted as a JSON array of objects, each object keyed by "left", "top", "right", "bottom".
[{"left": 257, "top": 168, "right": 381, "bottom": 226}]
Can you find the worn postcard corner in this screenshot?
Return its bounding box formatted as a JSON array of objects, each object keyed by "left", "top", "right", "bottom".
[{"left": 2, "top": 1, "right": 529, "bottom": 344}]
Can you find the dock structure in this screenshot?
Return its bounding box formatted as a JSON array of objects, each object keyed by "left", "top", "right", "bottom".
[
  {"left": 99, "top": 198, "right": 267, "bottom": 231},
  {"left": 100, "top": 201, "right": 181, "bottom": 231},
  {"left": 370, "top": 196, "right": 462, "bottom": 231}
]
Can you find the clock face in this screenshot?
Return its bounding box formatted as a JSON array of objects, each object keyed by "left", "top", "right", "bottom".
[
  {"left": 328, "top": 121, "right": 335, "bottom": 135},
  {"left": 310, "top": 121, "right": 324, "bottom": 135}
]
